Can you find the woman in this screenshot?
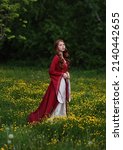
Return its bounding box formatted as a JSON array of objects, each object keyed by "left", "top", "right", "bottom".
[{"left": 28, "top": 39, "right": 71, "bottom": 123}]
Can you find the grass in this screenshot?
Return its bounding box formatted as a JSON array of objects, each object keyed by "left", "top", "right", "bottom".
[{"left": 0, "top": 63, "right": 106, "bottom": 150}]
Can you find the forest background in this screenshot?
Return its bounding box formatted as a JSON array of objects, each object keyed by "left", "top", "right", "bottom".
[{"left": 0, "top": 0, "right": 105, "bottom": 69}]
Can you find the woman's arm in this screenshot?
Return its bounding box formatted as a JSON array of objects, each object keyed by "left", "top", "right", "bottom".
[{"left": 49, "top": 55, "right": 63, "bottom": 76}]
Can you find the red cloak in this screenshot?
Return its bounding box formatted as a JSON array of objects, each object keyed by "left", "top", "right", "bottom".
[{"left": 27, "top": 55, "right": 69, "bottom": 123}]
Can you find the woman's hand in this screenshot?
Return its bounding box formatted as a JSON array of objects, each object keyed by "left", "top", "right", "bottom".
[
  {"left": 66, "top": 72, "right": 70, "bottom": 79},
  {"left": 63, "top": 72, "right": 70, "bottom": 79},
  {"left": 63, "top": 73, "right": 68, "bottom": 79}
]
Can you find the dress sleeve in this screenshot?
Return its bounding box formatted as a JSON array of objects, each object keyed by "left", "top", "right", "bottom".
[{"left": 49, "top": 55, "right": 63, "bottom": 76}]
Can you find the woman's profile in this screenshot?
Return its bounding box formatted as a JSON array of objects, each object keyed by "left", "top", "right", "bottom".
[{"left": 27, "top": 39, "right": 71, "bottom": 123}]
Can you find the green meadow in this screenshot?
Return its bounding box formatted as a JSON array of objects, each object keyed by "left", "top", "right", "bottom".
[{"left": 0, "top": 64, "right": 106, "bottom": 150}]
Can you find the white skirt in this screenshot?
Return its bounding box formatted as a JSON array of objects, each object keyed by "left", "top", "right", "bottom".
[{"left": 51, "top": 77, "right": 71, "bottom": 117}]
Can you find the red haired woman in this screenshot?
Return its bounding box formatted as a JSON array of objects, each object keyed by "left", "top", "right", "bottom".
[{"left": 28, "top": 39, "right": 71, "bottom": 123}]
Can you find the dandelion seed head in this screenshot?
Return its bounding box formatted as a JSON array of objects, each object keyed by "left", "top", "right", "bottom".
[
  {"left": 8, "top": 134, "right": 14, "bottom": 139},
  {"left": 88, "top": 141, "right": 93, "bottom": 145},
  {"left": 7, "top": 139, "right": 12, "bottom": 144},
  {"left": 6, "top": 127, "right": 10, "bottom": 131}
]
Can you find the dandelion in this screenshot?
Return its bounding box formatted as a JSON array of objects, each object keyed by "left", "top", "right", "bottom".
[
  {"left": 88, "top": 141, "right": 93, "bottom": 146},
  {"left": 8, "top": 134, "right": 14, "bottom": 139},
  {"left": 5, "top": 127, "right": 10, "bottom": 132},
  {"left": 7, "top": 140, "right": 12, "bottom": 144}
]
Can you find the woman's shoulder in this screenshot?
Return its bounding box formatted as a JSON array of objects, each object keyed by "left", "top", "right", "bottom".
[{"left": 52, "top": 54, "right": 59, "bottom": 61}]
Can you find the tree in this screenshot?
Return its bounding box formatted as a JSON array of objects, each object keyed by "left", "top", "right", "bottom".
[{"left": 0, "top": 0, "right": 106, "bottom": 69}]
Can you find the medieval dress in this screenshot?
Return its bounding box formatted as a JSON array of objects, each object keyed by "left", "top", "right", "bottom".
[{"left": 27, "top": 54, "right": 71, "bottom": 123}]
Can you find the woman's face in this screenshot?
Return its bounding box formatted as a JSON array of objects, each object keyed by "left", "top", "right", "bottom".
[{"left": 57, "top": 41, "right": 65, "bottom": 52}]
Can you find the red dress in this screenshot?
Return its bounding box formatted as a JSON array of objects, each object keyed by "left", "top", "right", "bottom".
[{"left": 27, "top": 55, "right": 69, "bottom": 123}]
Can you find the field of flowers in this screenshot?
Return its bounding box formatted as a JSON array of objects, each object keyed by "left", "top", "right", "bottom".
[{"left": 0, "top": 64, "right": 106, "bottom": 150}]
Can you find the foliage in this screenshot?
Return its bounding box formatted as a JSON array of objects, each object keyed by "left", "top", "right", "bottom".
[
  {"left": 0, "top": 0, "right": 105, "bottom": 69},
  {"left": 0, "top": 65, "right": 106, "bottom": 149}
]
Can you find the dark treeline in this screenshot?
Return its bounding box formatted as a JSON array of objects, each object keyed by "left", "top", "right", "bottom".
[{"left": 0, "top": 0, "right": 105, "bottom": 69}]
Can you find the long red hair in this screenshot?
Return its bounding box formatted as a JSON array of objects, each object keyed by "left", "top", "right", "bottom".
[{"left": 54, "top": 39, "right": 70, "bottom": 69}]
